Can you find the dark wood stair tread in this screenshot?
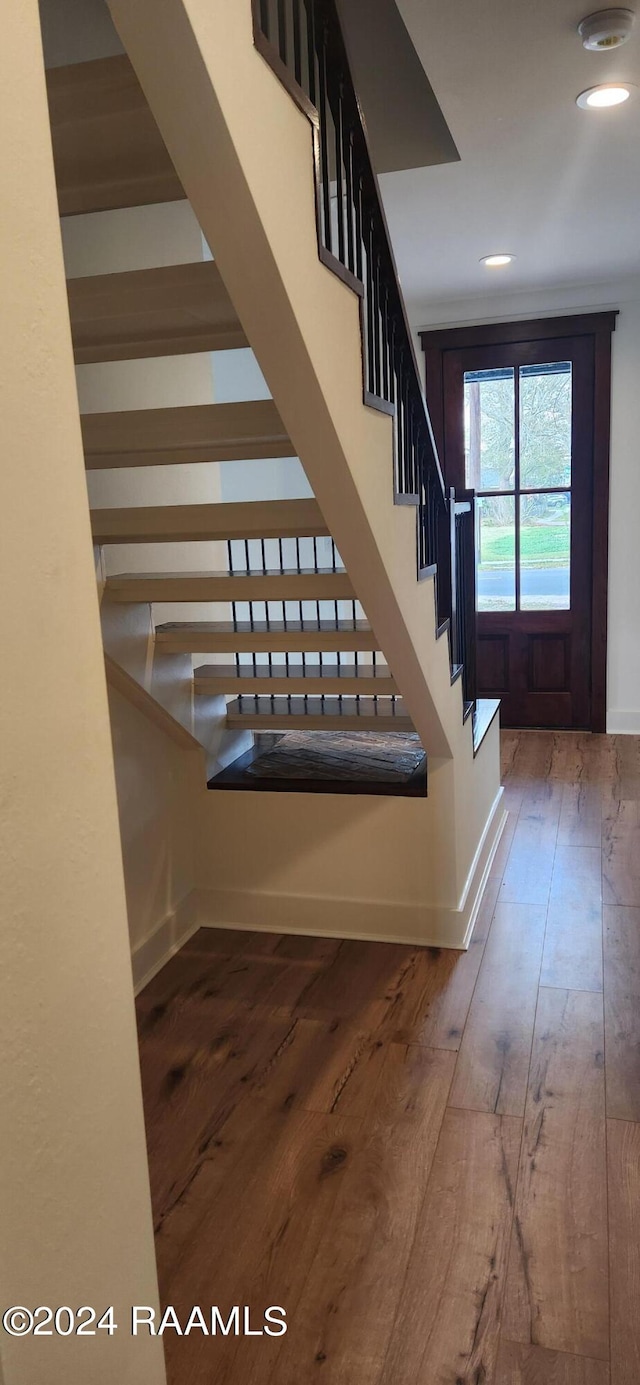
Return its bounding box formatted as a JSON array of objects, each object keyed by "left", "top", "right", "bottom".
[
  {"left": 472, "top": 699, "right": 501, "bottom": 755},
  {"left": 208, "top": 729, "right": 427, "bottom": 797}
]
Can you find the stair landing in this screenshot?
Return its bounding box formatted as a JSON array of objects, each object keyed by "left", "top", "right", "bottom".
[{"left": 208, "top": 729, "right": 427, "bottom": 797}]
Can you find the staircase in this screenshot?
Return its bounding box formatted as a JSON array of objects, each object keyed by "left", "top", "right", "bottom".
[
  {"left": 47, "top": 0, "right": 489, "bottom": 801},
  {"left": 37, "top": 0, "right": 506, "bottom": 950}
]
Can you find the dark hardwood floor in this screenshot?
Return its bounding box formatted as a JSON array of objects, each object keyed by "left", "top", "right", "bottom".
[{"left": 136, "top": 730, "right": 640, "bottom": 1384}]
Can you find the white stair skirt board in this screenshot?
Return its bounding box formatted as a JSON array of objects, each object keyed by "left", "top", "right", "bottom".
[
  {"left": 191, "top": 788, "right": 506, "bottom": 951},
  {"left": 132, "top": 890, "right": 200, "bottom": 994}
]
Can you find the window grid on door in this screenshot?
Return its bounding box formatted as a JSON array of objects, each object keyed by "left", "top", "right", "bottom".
[{"left": 463, "top": 362, "right": 572, "bottom": 614}]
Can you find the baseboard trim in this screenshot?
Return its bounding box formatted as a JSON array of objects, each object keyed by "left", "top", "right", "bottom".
[
  {"left": 459, "top": 789, "right": 507, "bottom": 948},
  {"left": 132, "top": 891, "right": 199, "bottom": 994},
  {"left": 606, "top": 711, "right": 640, "bottom": 734},
  {"left": 192, "top": 788, "right": 507, "bottom": 951}
]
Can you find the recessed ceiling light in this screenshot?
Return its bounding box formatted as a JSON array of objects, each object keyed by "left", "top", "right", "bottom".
[
  {"left": 577, "top": 83, "right": 633, "bottom": 107},
  {"left": 480, "top": 254, "right": 515, "bottom": 268}
]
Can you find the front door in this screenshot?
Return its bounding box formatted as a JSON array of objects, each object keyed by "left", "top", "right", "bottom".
[{"left": 442, "top": 334, "right": 595, "bottom": 728}]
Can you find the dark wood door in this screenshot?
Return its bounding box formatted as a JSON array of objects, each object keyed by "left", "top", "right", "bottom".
[{"left": 442, "top": 335, "right": 594, "bottom": 728}]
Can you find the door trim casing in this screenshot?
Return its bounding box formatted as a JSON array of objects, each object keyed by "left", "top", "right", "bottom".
[{"left": 420, "top": 312, "right": 617, "bottom": 733}]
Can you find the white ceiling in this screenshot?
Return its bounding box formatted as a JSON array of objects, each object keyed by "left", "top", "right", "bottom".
[{"left": 384, "top": 0, "right": 640, "bottom": 317}]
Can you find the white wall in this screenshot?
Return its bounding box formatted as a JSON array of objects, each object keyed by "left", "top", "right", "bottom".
[
  {"left": 410, "top": 275, "right": 640, "bottom": 733},
  {"left": 0, "top": 4, "right": 164, "bottom": 1380},
  {"left": 213, "top": 344, "right": 311, "bottom": 503},
  {"left": 107, "top": 685, "right": 199, "bottom": 979}
]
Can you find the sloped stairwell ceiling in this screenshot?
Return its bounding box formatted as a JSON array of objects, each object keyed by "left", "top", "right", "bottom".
[{"left": 336, "top": 0, "right": 459, "bottom": 174}]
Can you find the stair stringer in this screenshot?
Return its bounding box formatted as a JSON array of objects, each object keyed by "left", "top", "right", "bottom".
[{"left": 106, "top": 0, "right": 502, "bottom": 918}]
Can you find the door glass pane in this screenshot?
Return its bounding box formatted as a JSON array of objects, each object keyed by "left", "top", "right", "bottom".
[
  {"left": 464, "top": 368, "right": 515, "bottom": 491},
  {"left": 477, "top": 495, "right": 515, "bottom": 611},
  {"left": 520, "top": 492, "right": 571, "bottom": 610},
  {"left": 519, "top": 362, "right": 572, "bottom": 489}
]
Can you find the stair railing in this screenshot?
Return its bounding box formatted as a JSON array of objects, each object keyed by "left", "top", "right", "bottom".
[{"left": 252, "top": 0, "right": 476, "bottom": 713}]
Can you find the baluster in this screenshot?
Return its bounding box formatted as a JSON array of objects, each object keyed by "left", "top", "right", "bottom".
[
  {"left": 341, "top": 104, "right": 356, "bottom": 275},
  {"left": 303, "top": 0, "right": 316, "bottom": 104},
  {"left": 228, "top": 540, "right": 240, "bottom": 676},
  {"left": 394, "top": 351, "right": 404, "bottom": 494},
  {"left": 371, "top": 245, "right": 382, "bottom": 398},
  {"left": 277, "top": 0, "right": 287, "bottom": 63},
  {"left": 419, "top": 418, "right": 428, "bottom": 514},
  {"left": 461, "top": 520, "right": 469, "bottom": 700},
  {"left": 292, "top": 0, "right": 303, "bottom": 85},
  {"left": 423, "top": 432, "right": 431, "bottom": 519},
  {"left": 423, "top": 471, "right": 431, "bottom": 572},
  {"left": 334, "top": 82, "right": 346, "bottom": 265},
  {"left": 430, "top": 474, "right": 437, "bottom": 573},
  {"left": 364, "top": 213, "right": 375, "bottom": 395},
  {"left": 433, "top": 475, "right": 441, "bottom": 571},
  {"left": 393, "top": 349, "right": 401, "bottom": 495},
  {"left": 449, "top": 492, "right": 459, "bottom": 664},
  {"left": 317, "top": 24, "right": 332, "bottom": 255},
  {"left": 354, "top": 169, "right": 364, "bottom": 282},
  {"left": 381, "top": 282, "right": 390, "bottom": 402},
  {"left": 461, "top": 499, "right": 477, "bottom": 708},
  {"left": 404, "top": 363, "right": 413, "bottom": 497},
  {"left": 388, "top": 317, "right": 397, "bottom": 408},
  {"left": 404, "top": 379, "right": 413, "bottom": 496}
]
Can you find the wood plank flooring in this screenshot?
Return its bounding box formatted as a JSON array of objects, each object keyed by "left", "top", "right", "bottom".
[{"left": 136, "top": 730, "right": 640, "bottom": 1384}]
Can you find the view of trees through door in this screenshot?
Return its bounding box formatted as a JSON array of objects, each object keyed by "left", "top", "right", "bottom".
[{"left": 465, "top": 361, "right": 572, "bottom": 614}]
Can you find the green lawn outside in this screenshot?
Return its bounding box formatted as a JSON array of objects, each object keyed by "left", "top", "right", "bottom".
[{"left": 480, "top": 523, "right": 570, "bottom": 569}]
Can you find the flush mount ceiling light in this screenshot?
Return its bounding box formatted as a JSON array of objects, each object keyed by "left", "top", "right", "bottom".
[
  {"left": 576, "top": 82, "right": 633, "bottom": 106},
  {"left": 578, "top": 8, "right": 635, "bottom": 50},
  {"left": 480, "top": 254, "right": 515, "bottom": 267}
]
